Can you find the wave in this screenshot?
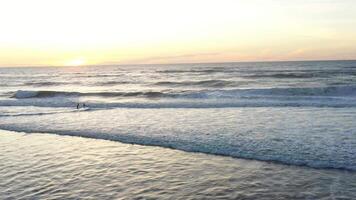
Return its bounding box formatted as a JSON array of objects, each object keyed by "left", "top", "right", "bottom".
[
  {"left": 1, "top": 97, "right": 356, "bottom": 109},
  {"left": 4, "top": 86, "right": 356, "bottom": 109},
  {"left": 245, "top": 73, "right": 316, "bottom": 79},
  {"left": 24, "top": 81, "right": 73, "bottom": 87},
  {"left": 224, "top": 85, "right": 356, "bottom": 97},
  {"left": 76, "top": 74, "right": 123, "bottom": 78},
  {"left": 157, "top": 69, "right": 218, "bottom": 73},
  {"left": 1, "top": 82, "right": 72, "bottom": 87},
  {"left": 12, "top": 90, "right": 173, "bottom": 99},
  {"left": 96, "top": 81, "right": 133, "bottom": 86},
  {"left": 12, "top": 85, "right": 356, "bottom": 99},
  {"left": 0, "top": 109, "right": 87, "bottom": 117},
  {"left": 244, "top": 70, "right": 356, "bottom": 79},
  {"left": 154, "top": 80, "right": 239, "bottom": 87},
  {"left": 156, "top": 69, "right": 239, "bottom": 74}
]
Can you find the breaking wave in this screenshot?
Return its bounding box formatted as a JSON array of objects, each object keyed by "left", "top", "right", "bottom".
[{"left": 12, "top": 85, "right": 356, "bottom": 100}]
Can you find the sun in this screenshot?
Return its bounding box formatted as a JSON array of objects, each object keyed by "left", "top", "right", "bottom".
[{"left": 65, "top": 58, "right": 86, "bottom": 66}]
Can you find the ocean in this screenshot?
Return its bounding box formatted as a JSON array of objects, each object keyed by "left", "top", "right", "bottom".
[{"left": 1, "top": 60, "right": 356, "bottom": 199}]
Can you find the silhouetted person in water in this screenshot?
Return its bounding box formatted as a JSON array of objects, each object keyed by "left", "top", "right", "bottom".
[{"left": 76, "top": 103, "right": 87, "bottom": 109}]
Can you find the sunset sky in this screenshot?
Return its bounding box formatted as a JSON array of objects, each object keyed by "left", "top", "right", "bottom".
[{"left": 0, "top": 0, "right": 356, "bottom": 67}]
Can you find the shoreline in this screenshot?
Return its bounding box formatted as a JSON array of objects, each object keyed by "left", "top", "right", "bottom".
[
  {"left": 0, "top": 126, "right": 354, "bottom": 173},
  {"left": 1, "top": 129, "right": 356, "bottom": 199}
]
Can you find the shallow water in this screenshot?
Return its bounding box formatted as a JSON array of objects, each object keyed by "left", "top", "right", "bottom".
[
  {"left": 0, "top": 107, "right": 355, "bottom": 171},
  {"left": 1, "top": 130, "right": 356, "bottom": 200}
]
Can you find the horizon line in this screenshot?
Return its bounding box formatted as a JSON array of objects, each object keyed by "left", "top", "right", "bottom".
[{"left": 1, "top": 58, "right": 356, "bottom": 68}]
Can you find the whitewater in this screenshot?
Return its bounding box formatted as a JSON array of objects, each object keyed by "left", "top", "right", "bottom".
[{"left": 1, "top": 60, "right": 356, "bottom": 171}]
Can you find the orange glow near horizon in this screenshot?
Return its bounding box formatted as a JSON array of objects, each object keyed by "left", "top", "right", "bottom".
[
  {"left": 0, "top": 0, "right": 356, "bottom": 67},
  {"left": 65, "top": 58, "right": 87, "bottom": 67}
]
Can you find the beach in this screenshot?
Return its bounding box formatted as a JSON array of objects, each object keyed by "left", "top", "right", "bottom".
[{"left": 1, "top": 129, "right": 356, "bottom": 199}]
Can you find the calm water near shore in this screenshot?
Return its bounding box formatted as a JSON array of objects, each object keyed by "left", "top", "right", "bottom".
[{"left": 1, "top": 130, "right": 356, "bottom": 200}]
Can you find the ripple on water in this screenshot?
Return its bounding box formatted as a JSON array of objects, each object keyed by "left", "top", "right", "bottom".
[{"left": 1, "top": 130, "right": 356, "bottom": 199}]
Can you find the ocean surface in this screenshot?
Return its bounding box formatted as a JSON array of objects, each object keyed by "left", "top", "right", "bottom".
[{"left": 1, "top": 60, "right": 356, "bottom": 199}]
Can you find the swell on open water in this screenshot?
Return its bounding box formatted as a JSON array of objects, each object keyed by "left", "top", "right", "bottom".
[{"left": 0, "top": 61, "right": 355, "bottom": 171}]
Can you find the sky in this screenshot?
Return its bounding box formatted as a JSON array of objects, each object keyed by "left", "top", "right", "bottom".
[{"left": 0, "top": 0, "right": 356, "bottom": 67}]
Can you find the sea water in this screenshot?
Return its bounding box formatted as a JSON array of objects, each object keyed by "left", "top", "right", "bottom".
[{"left": 0, "top": 61, "right": 356, "bottom": 198}]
